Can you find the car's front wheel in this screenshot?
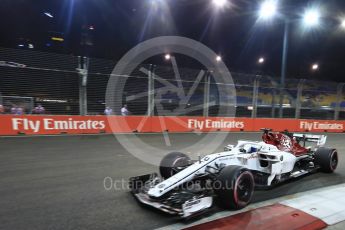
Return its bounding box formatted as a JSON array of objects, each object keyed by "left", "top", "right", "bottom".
[
  {"left": 159, "top": 152, "right": 191, "bottom": 179},
  {"left": 214, "top": 165, "right": 255, "bottom": 209}
]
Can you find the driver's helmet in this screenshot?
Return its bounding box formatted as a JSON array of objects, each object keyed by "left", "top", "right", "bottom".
[{"left": 243, "top": 144, "right": 258, "bottom": 153}]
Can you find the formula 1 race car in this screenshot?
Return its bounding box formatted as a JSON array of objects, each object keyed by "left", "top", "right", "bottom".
[{"left": 129, "top": 129, "right": 338, "bottom": 218}]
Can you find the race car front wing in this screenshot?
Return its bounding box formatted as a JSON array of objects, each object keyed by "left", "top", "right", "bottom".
[{"left": 129, "top": 173, "right": 213, "bottom": 218}]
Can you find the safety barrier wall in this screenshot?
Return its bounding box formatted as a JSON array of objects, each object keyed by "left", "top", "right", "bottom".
[{"left": 0, "top": 115, "right": 344, "bottom": 136}]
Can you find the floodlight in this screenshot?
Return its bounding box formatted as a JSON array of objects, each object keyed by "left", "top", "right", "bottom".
[
  {"left": 312, "top": 63, "right": 319, "bottom": 71},
  {"left": 303, "top": 9, "right": 320, "bottom": 27},
  {"left": 44, "top": 12, "right": 54, "bottom": 18},
  {"left": 164, "top": 54, "right": 171, "bottom": 60},
  {"left": 212, "top": 0, "right": 227, "bottom": 8},
  {"left": 341, "top": 19, "right": 345, "bottom": 28},
  {"left": 259, "top": 0, "right": 277, "bottom": 19}
]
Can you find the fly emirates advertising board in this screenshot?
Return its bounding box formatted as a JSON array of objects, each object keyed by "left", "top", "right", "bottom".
[
  {"left": 0, "top": 116, "right": 108, "bottom": 135},
  {"left": 0, "top": 115, "right": 344, "bottom": 135},
  {"left": 12, "top": 118, "right": 106, "bottom": 133}
]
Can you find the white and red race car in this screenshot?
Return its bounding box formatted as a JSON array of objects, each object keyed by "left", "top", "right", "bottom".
[{"left": 129, "top": 129, "right": 338, "bottom": 218}]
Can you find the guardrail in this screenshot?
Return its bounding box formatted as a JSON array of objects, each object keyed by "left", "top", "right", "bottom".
[{"left": 0, "top": 115, "right": 344, "bottom": 136}]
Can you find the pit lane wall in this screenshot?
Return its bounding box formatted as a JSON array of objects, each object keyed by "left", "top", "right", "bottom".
[{"left": 0, "top": 115, "right": 344, "bottom": 136}]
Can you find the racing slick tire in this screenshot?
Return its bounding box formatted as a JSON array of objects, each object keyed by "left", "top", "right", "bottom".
[
  {"left": 314, "top": 148, "right": 338, "bottom": 173},
  {"left": 214, "top": 166, "right": 255, "bottom": 210},
  {"left": 159, "top": 152, "right": 191, "bottom": 179}
]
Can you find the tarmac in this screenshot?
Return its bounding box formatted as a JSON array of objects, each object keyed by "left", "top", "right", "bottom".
[{"left": 0, "top": 132, "right": 344, "bottom": 230}]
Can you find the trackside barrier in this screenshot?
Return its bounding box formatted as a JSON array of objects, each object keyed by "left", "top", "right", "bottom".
[{"left": 0, "top": 115, "right": 344, "bottom": 136}]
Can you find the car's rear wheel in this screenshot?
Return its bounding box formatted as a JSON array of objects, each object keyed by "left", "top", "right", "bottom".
[
  {"left": 159, "top": 152, "right": 191, "bottom": 179},
  {"left": 214, "top": 165, "right": 255, "bottom": 209},
  {"left": 314, "top": 148, "right": 338, "bottom": 173}
]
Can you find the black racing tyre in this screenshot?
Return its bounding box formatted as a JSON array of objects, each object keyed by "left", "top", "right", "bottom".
[
  {"left": 159, "top": 152, "right": 191, "bottom": 179},
  {"left": 314, "top": 148, "right": 338, "bottom": 173},
  {"left": 214, "top": 166, "right": 255, "bottom": 210}
]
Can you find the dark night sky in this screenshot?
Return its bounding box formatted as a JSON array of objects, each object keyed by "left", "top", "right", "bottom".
[{"left": 1, "top": 0, "right": 345, "bottom": 82}]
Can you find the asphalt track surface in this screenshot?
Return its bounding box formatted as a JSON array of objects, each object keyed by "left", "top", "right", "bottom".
[{"left": 1, "top": 133, "right": 345, "bottom": 230}]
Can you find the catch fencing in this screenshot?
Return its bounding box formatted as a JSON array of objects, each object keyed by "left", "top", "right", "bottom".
[{"left": 0, "top": 47, "right": 344, "bottom": 120}]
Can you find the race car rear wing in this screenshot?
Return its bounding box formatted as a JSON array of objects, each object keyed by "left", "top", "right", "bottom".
[{"left": 293, "top": 134, "right": 327, "bottom": 147}]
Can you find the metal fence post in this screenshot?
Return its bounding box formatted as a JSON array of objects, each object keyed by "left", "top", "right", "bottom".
[
  {"left": 251, "top": 76, "right": 260, "bottom": 118},
  {"left": 279, "top": 19, "right": 290, "bottom": 119},
  {"left": 29, "top": 97, "right": 34, "bottom": 115},
  {"left": 334, "top": 83, "right": 345, "bottom": 120},
  {"left": 147, "top": 64, "right": 155, "bottom": 116},
  {"left": 295, "top": 79, "right": 305, "bottom": 119},
  {"left": 78, "top": 56, "right": 89, "bottom": 116},
  {"left": 278, "top": 86, "right": 284, "bottom": 118},
  {"left": 270, "top": 79, "right": 279, "bottom": 118},
  {"left": 271, "top": 89, "right": 276, "bottom": 118},
  {"left": 203, "top": 71, "right": 211, "bottom": 117}
]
